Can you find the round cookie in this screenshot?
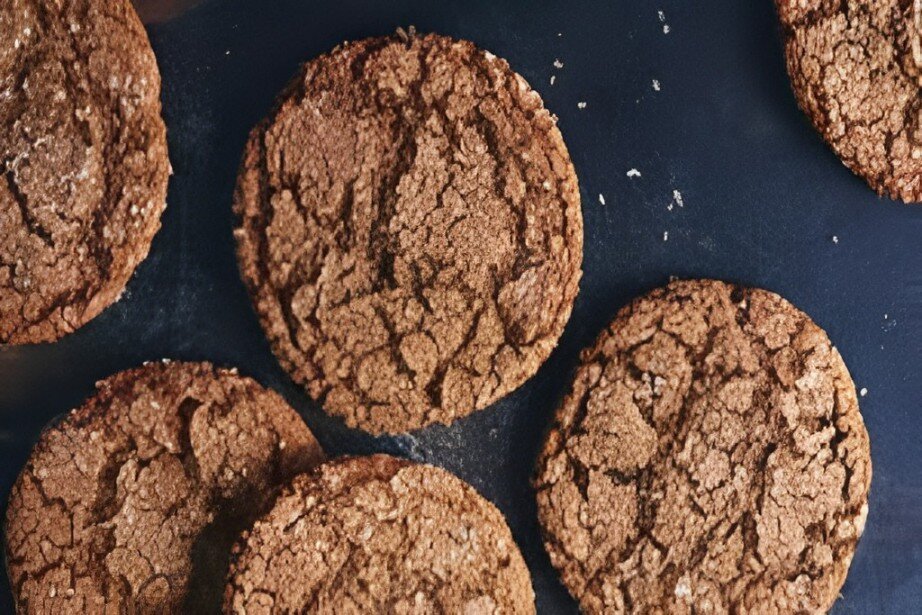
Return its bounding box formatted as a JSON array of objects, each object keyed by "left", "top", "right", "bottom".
[
  {"left": 234, "top": 31, "right": 582, "bottom": 434},
  {"left": 534, "top": 279, "right": 871, "bottom": 614},
  {"left": 0, "top": 0, "right": 170, "bottom": 344},
  {"left": 224, "top": 454, "right": 535, "bottom": 613},
  {"left": 4, "top": 361, "right": 324, "bottom": 613},
  {"left": 776, "top": 0, "right": 922, "bottom": 202}
]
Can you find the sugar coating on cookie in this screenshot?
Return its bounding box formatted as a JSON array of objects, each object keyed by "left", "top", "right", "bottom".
[
  {"left": 534, "top": 279, "right": 871, "bottom": 614},
  {"left": 234, "top": 32, "right": 583, "bottom": 434},
  {"left": 777, "top": 0, "right": 922, "bottom": 202},
  {"left": 0, "top": 0, "right": 171, "bottom": 344},
  {"left": 4, "top": 362, "right": 324, "bottom": 613},
  {"left": 225, "top": 454, "right": 536, "bottom": 613}
]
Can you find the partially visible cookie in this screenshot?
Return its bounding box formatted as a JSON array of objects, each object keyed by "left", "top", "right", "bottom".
[
  {"left": 776, "top": 0, "right": 922, "bottom": 202},
  {"left": 5, "top": 361, "right": 324, "bottom": 613},
  {"left": 234, "top": 31, "right": 583, "bottom": 434},
  {"left": 0, "top": 0, "right": 170, "bottom": 344},
  {"left": 225, "top": 454, "right": 535, "bottom": 613},
  {"left": 535, "top": 279, "right": 871, "bottom": 613}
]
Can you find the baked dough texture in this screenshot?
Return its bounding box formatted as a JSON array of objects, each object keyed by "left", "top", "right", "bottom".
[
  {"left": 0, "top": 0, "right": 170, "bottom": 344},
  {"left": 777, "top": 0, "right": 922, "bottom": 202},
  {"left": 234, "top": 32, "right": 583, "bottom": 434},
  {"left": 535, "top": 279, "right": 871, "bottom": 614},
  {"left": 4, "top": 361, "right": 324, "bottom": 613},
  {"left": 224, "top": 454, "right": 536, "bottom": 614}
]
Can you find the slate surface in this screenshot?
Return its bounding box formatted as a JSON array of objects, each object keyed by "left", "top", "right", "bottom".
[{"left": 2, "top": 1, "right": 920, "bottom": 612}]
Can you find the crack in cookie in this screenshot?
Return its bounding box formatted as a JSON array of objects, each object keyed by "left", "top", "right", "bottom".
[
  {"left": 234, "top": 32, "right": 583, "bottom": 434},
  {"left": 534, "top": 280, "right": 871, "bottom": 614},
  {"left": 4, "top": 361, "right": 325, "bottom": 613},
  {"left": 777, "top": 0, "right": 922, "bottom": 202}
]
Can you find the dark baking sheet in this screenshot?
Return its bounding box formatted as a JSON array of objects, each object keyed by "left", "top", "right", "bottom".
[{"left": 2, "top": 0, "right": 920, "bottom": 612}]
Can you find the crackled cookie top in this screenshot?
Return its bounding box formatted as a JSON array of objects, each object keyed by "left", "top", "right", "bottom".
[
  {"left": 777, "top": 0, "right": 922, "bottom": 202},
  {"left": 234, "top": 32, "right": 582, "bottom": 434},
  {"left": 4, "top": 361, "right": 324, "bottom": 613},
  {"left": 225, "top": 454, "right": 535, "bottom": 614},
  {"left": 534, "top": 280, "right": 871, "bottom": 614},
  {"left": 0, "top": 0, "right": 170, "bottom": 344}
]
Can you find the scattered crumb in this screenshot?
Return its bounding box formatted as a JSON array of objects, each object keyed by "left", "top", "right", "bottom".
[
  {"left": 225, "top": 50, "right": 231, "bottom": 56},
  {"left": 884, "top": 313, "right": 888, "bottom": 320},
  {"left": 598, "top": 193, "right": 606, "bottom": 205},
  {"left": 557, "top": 32, "right": 563, "bottom": 37},
  {"left": 832, "top": 235, "right": 839, "bottom": 244},
  {"left": 553, "top": 59, "right": 564, "bottom": 69},
  {"left": 550, "top": 75, "right": 556, "bottom": 86},
  {"left": 577, "top": 101, "right": 587, "bottom": 109},
  {"left": 627, "top": 168, "right": 642, "bottom": 178},
  {"left": 658, "top": 10, "right": 666, "bottom": 22},
  {"left": 652, "top": 79, "right": 661, "bottom": 91},
  {"left": 672, "top": 189, "right": 684, "bottom": 207},
  {"left": 859, "top": 388, "right": 868, "bottom": 397},
  {"left": 663, "top": 24, "right": 671, "bottom": 34},
  {"left": 663, "top": 231, "right": 669, "bottom": 241}
]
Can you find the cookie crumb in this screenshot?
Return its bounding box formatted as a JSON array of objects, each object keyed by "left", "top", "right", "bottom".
[
  {"left": 860, "top": 388, "right": 868, "bottom": 397},
  {"left": 577, "top": 101, "right": 587, "bottom": 109},
  {"left": 598, "top": 193, "right": 606, "bottom": 205},
  {"left": 672, "top": 189, "right": 684, "bottom": 207},
  {"left": 832, "top": 235, "right": 839, "bottom": 244},
  {"left": 553, "top": 59, "right": 564, "bottom": 69},
  {"left": 550, "top": 75, "right": 556, "bottom": 85},
  {"left": 652, "top": 79, "right": 661, "bottom": 91},
  {"left": 627, "top": 168, "right": 642, "bottom": 178},
  {"left": 663, "top": 231, "right": 669, "bottom": 241}
]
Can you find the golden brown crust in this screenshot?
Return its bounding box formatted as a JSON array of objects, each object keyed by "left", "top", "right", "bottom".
[
  {"left": 234, "top": 32, "right": 583, "bottom": 434},
  {"left": 777, "top": 0, "right": 922, "bottom": 202},
  {"left": 534, "top": 280, "right": 872, "bottom": 614},
  {"left": 0, "top": 0, "right": 171, "bottom": 344},
  {"left": 224, "top": 454, "right": 536, "bottom": 614},
  {"left": 4, "top": 361, "right": 324, "bottom": 613}
]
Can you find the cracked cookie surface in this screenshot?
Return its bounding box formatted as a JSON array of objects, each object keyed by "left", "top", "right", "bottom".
[
  {"left": 4, "top": 361, "right": 324, "bottom": 613},
  {"left": 0, "top": 0, "right": 170, "bottom": 344},
  {"left": 534, "top": 279, "right": 871, "bottom": 614},
  {"left": 777, "top": 0, "right": 922, "bottom": 202},
  {"left": 224, "top": 454, "right": 535, "bottom": 614},
  {"left": 234, "top": 32, "right": 582, "bottom": 434}
]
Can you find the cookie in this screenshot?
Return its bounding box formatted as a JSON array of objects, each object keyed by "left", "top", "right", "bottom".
[
  {"left": 4, "top": 361, "right": 324, "bottom": 613},
  {"left": 234, "top": 31, "right": 582, "bottom": 434},
  {"left": 776, "top": 0, "right": 922, "bottom": 202},
  {"left": 0, "top": 0, "right": 171, "bottom": 344},
  {"left": 224, "top": 454, "right": 535, "bottom": 613},
  {"left": 534, "top": 279, "right": 871, "bottom": 613}
]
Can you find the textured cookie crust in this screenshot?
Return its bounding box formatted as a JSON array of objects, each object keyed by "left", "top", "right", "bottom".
[
  {"left": 0, "top": 0, "right": 170, "bottom": 344},
  {"left": 535, "top": 280, "right": 871, "bottom": 614},
  {"left": 777, "top": 0, "right": 922, "bottom": 202},
  {"left": 225, "top": 454, "right": 536, "bottom": 614},
  {"left": 5, "top": 361, "right": 324, "bottom": 613},
  {"left": 234, "top": 32, "right": 583, "bottom": 434}
]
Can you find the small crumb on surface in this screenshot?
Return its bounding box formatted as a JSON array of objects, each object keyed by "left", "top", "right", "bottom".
[
  {"left": 550, "top": 75, "right": 556, "bottom": 85},
  {"left": 577, "top": 101, "right": 587, "bottom": 109},
  {"left": 598, "top": 193, "right": 606, "bottom": 205},
  {"left": 832, "top": 235, "right": 839, "bottom": 244},
  {"left": 627, "top": 168, "right": 642, "bottom": 178},
  {"left": 658, "top": 10, "right": 666, "bottom": 22},
  {"left": 553, "top": 59, "right": 564, "bottom": 69},
  {"left": 663, "top": 231, "right": 669, "bottom": 241},
  {"left": 860, "top": 388, "right": 868, "bottom": 397},
  {"left": 663, "top": 24, "right": 671, "bottom": 34},
  {"left": 652, "top": 79, "right": 661, "bottom": 91},
  {"left": 672, "top": 189, "right": 684, "bottom": 207}
]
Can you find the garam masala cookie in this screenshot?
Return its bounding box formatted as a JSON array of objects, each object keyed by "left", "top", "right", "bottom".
[
  {"left": 534, "top": 279, "right": 871, "bottom": 614},
  {"left": 224, "top": 454, "right": 535, "bottom": 613},
  {"left": 234, "top": 30, "right": 583, "bottom": 434},
  {"left": 0, "top": 0, "right": 170, "bottom": 344},
  {"left": 776, "top": 0, "right": 922, "bottom": 202},
  {"left": 5, "top": 361, "right": 324, "bottom": 613}
]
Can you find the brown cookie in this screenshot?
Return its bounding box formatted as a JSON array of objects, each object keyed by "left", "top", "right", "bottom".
[
  {"left": 776, "top": 0, "right": 922, "bottom": 202},
  {"left": 4, "top": 361, "right": 324, "bottom": 613},
  {"left": 234, "top": 31, "right": 583, "bottom": 434},
  {"left": 534, "top": 279, "right": 871, "bottom": 613},
  {"left": 0, "top": 0, "right": 171, "bottom": 344},
  {"left": 224, "top": 454, "right": 535, "bottom": 613}
]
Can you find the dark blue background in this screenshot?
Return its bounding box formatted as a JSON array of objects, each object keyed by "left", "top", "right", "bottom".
[{"left": 2, "top": 1, "right": 919, "bottom": 612}]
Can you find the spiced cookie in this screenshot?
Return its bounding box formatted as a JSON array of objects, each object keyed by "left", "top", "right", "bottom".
[
  {"left": 4, "top": 361, "right": 324, "bottom": 613},
  {"left": 224, "top": 454, "right": 535, "bottom": 613},
  {"left": 234, "top": 31, "right": 582, "bottom": 434},
  {"left": 534, "top": 279, "right": 871, "bottom": 613},
  {"left": 0, "top": 0, "right": 170, "bottom": 344},
  {"left": 777, "top": 0, "right": 922, "bottom": 202}
]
